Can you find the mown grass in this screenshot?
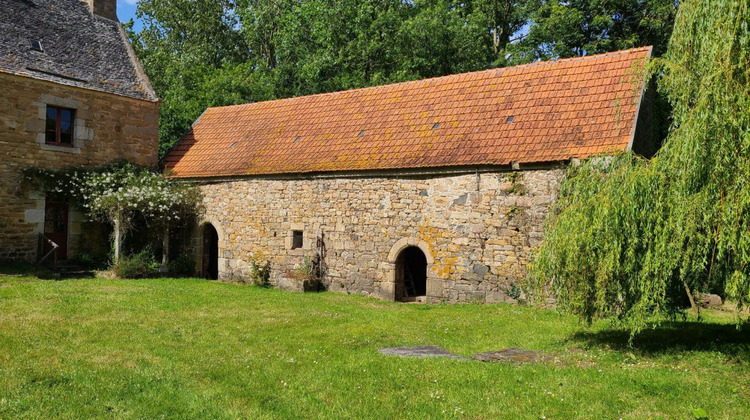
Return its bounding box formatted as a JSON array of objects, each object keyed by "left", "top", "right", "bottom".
[{"left": 0, "top": 271, "right": 748, "bottom": 419}]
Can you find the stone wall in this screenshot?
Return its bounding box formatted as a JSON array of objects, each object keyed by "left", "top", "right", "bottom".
[
  {"left": 0, "top": 73, "right": 159, "bottom": 261},
  {"left": 195, "top": 168, "right": 564, "bottom": 303}
]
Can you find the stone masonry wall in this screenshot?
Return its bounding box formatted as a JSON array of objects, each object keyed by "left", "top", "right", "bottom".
[
  {"left": 196, "top": 168, "right": 564, "bottom": 303},
  {"left": 0, "top": 73, "right": 159, "bottom": 261}
]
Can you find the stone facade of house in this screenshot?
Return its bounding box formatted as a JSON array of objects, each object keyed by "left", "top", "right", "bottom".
[
  {"left": 195, "top": 167, "right": 563, "bottom": 303},
  {"left": 0, "top": 0, "right": 159, "bottom": 262},
  {"left": 0, "top": 74, "right": 159, "bottom": 261}
]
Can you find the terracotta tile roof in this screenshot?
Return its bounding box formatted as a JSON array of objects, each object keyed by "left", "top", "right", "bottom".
[{"left": 164, "top": 47, "right": 652, "bottom": 178}]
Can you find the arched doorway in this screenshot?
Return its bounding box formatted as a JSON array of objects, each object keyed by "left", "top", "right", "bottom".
[
  {"left": 395, "top": 246, "right": 427, "bottom": 302},
  {"left": 202, "top": 223, "right": 219, "bottom": 280}
]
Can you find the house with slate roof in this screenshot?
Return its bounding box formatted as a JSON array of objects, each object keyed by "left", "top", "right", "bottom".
[
  {"left": 164, "top": 47, "right": 657, "bottom": 303},
  {"left": 0, "top": 0, "right": 159, "bottom": 262}
]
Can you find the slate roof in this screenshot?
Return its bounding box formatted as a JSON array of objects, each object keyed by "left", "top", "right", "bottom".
[
  {"left": 0, "top": 0, "right": 157, "bottom": 101},
  {"left": 164, "top": 47, "right": 652, "bottom": 178}
]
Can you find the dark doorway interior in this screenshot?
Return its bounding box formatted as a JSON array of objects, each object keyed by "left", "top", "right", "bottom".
[
  {"left": 44, "top": 198, "right": 68, "bottom": 260},
  {"left": 202, "top": 224, "right": 219, "bottom": 280},
  {"left": 395, "top": 246, "right": 427, "bottom": 301}
]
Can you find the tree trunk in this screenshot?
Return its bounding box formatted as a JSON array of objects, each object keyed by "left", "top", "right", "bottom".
[
  {"left": 113, "top": 214, "right": 122, "bottom": 263},
  {"left": 683, "top": 280, "right": 700, "bottom": 318},
  {"left": 160, "top": 223, "right": 170, "bottom": 273}
]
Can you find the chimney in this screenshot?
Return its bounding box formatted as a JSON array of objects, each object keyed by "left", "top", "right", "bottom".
[{"left": 84, "top": 0, "right": 118, "bottom": 21}]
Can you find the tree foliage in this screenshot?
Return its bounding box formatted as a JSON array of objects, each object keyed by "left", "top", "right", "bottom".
[
  {"left": 127, "top": 0, "right": 674, "bottom": 155},
  {"left": 531, "top": 0, "right": 750, "bottom": 333},
  {"left": 126, "top": 0, "right": 274, "bottom": 157},
  {"left": 513, "top": 0, "right": 678, "bottom": 62}
]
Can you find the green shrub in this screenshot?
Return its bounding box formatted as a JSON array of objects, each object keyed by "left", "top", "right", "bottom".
[
  {"left": 112, "top": 248, "right": 159, "bottom": 279},
  {"left": 69, "top": 252, "right": 105, "bottom": 270},
  {"left": 249, "top": 259, "right": 271, "bottom": 287},
  {"left": 506, "top": 283, "right": 522, "bottom": 300},
  {"left": 288, "top": 257, "right": 324, "bottom": 292},
  {"left": 168, "top": 255, "right": 196, "bottom": 277}
]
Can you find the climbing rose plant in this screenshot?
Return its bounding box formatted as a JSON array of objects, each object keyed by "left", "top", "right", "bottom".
[
  {"left": 530, "top": 0, "right": 750, "bottom": 335},
  {"left": 24, "top": 162, "right": 202, "bottom": 262}
]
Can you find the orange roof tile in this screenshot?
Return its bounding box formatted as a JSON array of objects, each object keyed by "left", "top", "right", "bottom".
[{"left": 163, "top": 47, "right": 651, "bottom": 178}]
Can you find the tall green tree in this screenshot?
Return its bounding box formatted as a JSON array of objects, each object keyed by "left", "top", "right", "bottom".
[
  {"left": 531, "top": 0, "right": 750, "bottom": 334},
  {"left": 237, "top": 0, "right": 521, "bottom": 96},
  {"left": 513, "top": 0, "right": 678, "bottom": 62},
  {"left": 242, "top": 0, "right": 414, "bottom": 95},
  {"left": 127, "top": 0, "right": 274, "bottom": 157},
  {"left": 396, "top": 0, "right": 515, "bottom": 78},
  {"left": 475, "top": 0, "right": 526, "bottom": 65}
]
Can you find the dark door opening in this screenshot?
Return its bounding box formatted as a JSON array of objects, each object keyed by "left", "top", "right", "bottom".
[
  {"left": 44, "top": 198, "right": 68, "bottom": 260},
  {"left": 395, "top": 246, "right": 427, "bottom": 302},
  {"left": 202, "top": 224, "right": 219, "bottom": 280}
]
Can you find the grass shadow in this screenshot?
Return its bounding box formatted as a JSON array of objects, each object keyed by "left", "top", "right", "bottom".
[
  {"left": 570, "top": 320, "right": 750, "bottom": 359},
  {"left": 0, "top": 262, "right": 55, "bottom": 278}
]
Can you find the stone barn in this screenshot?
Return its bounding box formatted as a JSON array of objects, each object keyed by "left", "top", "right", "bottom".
[{"left": 162, "top": 47, "right": 656, "bottom": 303}]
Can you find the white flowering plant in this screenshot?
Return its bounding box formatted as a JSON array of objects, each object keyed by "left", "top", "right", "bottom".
[{"left": 24, "top": 161, "right": 202, "bottom": 263}]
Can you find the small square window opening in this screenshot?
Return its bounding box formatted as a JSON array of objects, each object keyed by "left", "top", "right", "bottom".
[
  {"left": 292, "top": 230, "right": 303, "bottom": 249},
  {"left": 30, "top": 39, "right": 43, "bottom": 52},
  {"left": 45, "top": 106, "right": 74, "bottom": 147}
]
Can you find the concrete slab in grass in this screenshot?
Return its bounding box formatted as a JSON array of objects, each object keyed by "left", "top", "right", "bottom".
[{"left": 378, "top": 346, "right": 467, "bottom": 360}]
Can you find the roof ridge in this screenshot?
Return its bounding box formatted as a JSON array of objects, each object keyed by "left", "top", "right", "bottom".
[
  {"left": 116, "top": 22, "right": 159, "bottom": 102},
  {"left": 209, "top": 46, "right": 653, "bottom": 112}
]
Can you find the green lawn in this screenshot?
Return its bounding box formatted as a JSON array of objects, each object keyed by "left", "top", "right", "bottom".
[{"left": 0, "top": 272, "right": 748, "bottom": 419}]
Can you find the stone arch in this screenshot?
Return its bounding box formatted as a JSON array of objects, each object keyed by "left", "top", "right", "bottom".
[
  {"left": 197, "top": 219, "right": 223, "bottom": 280},
  {"left": 381, "top": 237, "right": 438, "bottom": 302},
  {"left": 387, "top": 237, "right": 434, "bottom": 265},
  {"left": 199, "top": 217, "right": 224, "bottom": 242}
]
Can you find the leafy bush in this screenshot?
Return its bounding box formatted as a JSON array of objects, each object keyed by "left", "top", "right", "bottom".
[
  {"left": 506, "top": 283, "right": 522, "bottom": 300},
  {"left": 249, "top": 259, "right": 271, "bottom": 287},
  {"left": 69, "top": 252, "right": 106, "bottom": 270},
  {"left": 288, "top": 257, "right": 323, "bottom": 292},
  {"left": 289, "top": 257, "right": 314, "bottom": 281},
  {"left": 167, "top": 255, "right": 196, "bottom": 277},
  {"left": 112, "top": 248, "right": 159, "bottom": 279}
]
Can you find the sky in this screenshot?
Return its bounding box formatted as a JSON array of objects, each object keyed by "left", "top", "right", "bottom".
[{"left": 117, "top": 0, "right": 142, "bottom": 31}]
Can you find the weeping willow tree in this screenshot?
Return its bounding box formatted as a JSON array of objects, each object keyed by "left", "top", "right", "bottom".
[{"left": 531, "top": 0, "right": 750, "bottom": 334}]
